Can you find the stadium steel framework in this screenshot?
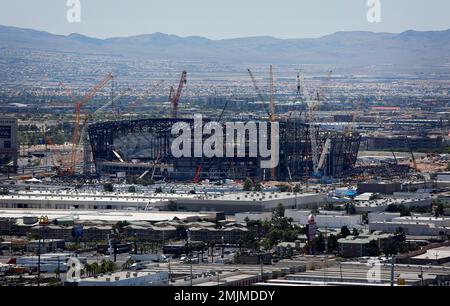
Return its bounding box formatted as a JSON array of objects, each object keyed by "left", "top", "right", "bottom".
[{"left": 88, "top": 118, "right": 361, "bottom": 181}]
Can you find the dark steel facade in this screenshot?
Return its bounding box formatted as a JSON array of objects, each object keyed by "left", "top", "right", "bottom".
[{"left": 88, "top": 118, "right": 361, "bottom": 181}]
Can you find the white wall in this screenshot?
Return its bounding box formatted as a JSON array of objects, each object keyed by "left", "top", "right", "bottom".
[{"left": 285, "top": 210, "right": 362, "bottom": 228}]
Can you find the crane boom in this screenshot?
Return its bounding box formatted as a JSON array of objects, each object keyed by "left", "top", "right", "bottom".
[
  {"left": 69, "top": 73, "right": 113, "bottom": 175},
  {"left": 170, "top": 71, "right": 187, "bottom": 118}
]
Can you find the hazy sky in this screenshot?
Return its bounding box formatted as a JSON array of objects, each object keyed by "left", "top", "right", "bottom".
[{"left": 0, "top": 0, "right": 449, "bottom": 39}]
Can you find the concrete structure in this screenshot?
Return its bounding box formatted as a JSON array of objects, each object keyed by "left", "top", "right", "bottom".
[
  {"left": 408, "top": 246, "right": 450, "bottom": 265},
  {"left": 0, "top": 208, "right": 212, "bottom": 223},
  {"left": 368, "top": 212, "right": 401, "bottom": 223},
  {"left": 285, "top": 210, "right": 362, "bottom": 229},
  {"left": 74, "top": 271, "right": 169, "bottom": 286},
  {"left": 0, "top": 117, "right": 18, "bottom": 173},
  {"left": 189, "top": 226, "right": 249, "bottom": 243},
  {"left": 437, "top": 172, "right": 450, "bottom": 182},
  {"left": 235, "top": 212, "right": 272, "bottom": 223},
  {"left": 338, "top": 232, "right": 394, "bottom": 258},
  {"left": 369, "top": 217, "right": 449, "bottom": 236},
  {"left": 177, "top": 192, "right": 327, "bottom": 214},
  {"left": 354, "top": 197, "right": 432, "bottom": 213},
  {"left": 262, "top": 262, "right": 450, "bottom": 286}
]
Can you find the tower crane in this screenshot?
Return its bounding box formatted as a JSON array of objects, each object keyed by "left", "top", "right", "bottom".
[
  {"left": 170, "top": 71, "right": 187, "bottom": 118},
  {"left": 247, "top": 67, "right": 277, "bottom": 180},
  {"left": 69, "top": 73, "right": 113, "bottom": 175},
  {"left": 247, "top": 69, "right": 270, "bottom": 118},
  {"left": 302, "top": 70, "right": 333, "bottom": 176}
]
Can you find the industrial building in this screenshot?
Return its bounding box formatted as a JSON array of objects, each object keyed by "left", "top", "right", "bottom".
[
  {"left": 88, "top": 118, "right": 360, "bottom": 181},
  {"left": 369, "top": 216, "right": 450, "bottom": 236},
  {"left": 176, "top": 192, "right": 327, "bottom": 214},
  {"left": 0, "top": 117, "right": 18, "bottom": 173},
  {"left": 338, "top": 232, "right": 394, "bottom": 258},
  {"left": 285, "top": 210, "right": 362, "bottom": 229},
  {"left": 354, "top": 197, "right": 432, "bottom": 213}
]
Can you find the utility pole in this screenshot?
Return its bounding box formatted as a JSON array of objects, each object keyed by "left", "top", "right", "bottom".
[
  {"left": 390, "top": 256, "right": 396, "bottom": 287},
  {"left": 37, "top": 237, "right": 41, "bottom": 287},
  {"left": 168, "top": 259, "right": 172, "bottom": 283}
]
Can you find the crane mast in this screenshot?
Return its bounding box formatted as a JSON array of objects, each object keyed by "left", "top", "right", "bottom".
[
  {"left": 170, "top": 71, "right": 187, "bottom": 118},
  {"left": 69, "top": 73, "right": 113, "bottom": 175}
]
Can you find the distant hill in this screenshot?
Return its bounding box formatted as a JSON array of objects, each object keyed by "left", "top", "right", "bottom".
[{"left": 1, "top": 25, "right": 449, "bottom": 66}]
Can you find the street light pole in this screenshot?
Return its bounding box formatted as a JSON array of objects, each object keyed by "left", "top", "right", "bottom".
[{"left": 37, "top": 238, "right": 41, "bottom": 287}]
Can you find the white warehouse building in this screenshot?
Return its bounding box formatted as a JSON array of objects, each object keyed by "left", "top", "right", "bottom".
[{"left": 285, "top": 210, "right": 362, "bottom": 229}]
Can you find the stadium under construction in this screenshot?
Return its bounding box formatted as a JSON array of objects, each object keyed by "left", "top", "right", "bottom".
[{"left": 88, "top": 118, "right": 361, "bottom": 181}]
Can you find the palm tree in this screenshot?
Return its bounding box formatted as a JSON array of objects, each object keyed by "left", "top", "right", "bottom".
[
  {"left": 91, "top": 262, "right": 100, "bottom": 276},
  {"left": 84, "top": 263, "right": 92, "bottom": 277}
]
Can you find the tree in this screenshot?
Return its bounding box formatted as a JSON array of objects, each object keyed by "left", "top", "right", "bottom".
[
  {"left": 155, "top": 187, "right": 163, "bottom": 194},
  {"left": 128, "top": 186, "right": 136, "bottom": 193},
  {"left": 327, "top": 234, "right": 339, "bottom": 253},
  {"left": 243, "top": 178, "right": 254, "bottom": 191},
  {"left": 167, "top": 200, "right": 178, "bottom": 211},
  {"left": 315, "top": 233, "right": 325, "bottom": 253},
  {"left": 176, "top": 225, "right": 188, "bottom": 240},
  {"left": 352, "top": 228, "right": 359, "bottom": 237},
  {"left": 340, "top": 226, "right": 351, "bottom": 238},
  {"left": 274, "top": 203, "right": 285, "bottom": 218},
  {"left": 386, "top": 204, "right": 398, "bottom": 213},
  {"left": 366, "top": 240, "right": 380, "bottom": 257},
  {"left": 435, "top": 203, "right": 445, "bottom": 218},
  {"left": 254, "top": 182, "right": 262, "bottom": 192},
  {"left": 103, "top": 183, "right": 114, "bottom": 193},
  {"left": 398, "top": 204, "right": 411, "bottom": 217},
  {"left": 293, "top": 185, "right": 301, "bottom": 193},
  {"left": 113, "top": 221, "right": 130, "bottom": 233},
  {"left": 345, "top": 203, "right": 356, "bottom": 215}
]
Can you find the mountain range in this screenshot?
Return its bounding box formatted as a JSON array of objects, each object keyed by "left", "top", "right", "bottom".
[{"left": 1, "top": 25, "right": 450, "bottom": 66}]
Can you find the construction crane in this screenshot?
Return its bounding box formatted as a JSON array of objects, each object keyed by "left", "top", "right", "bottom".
[
  {"left": 247, "top": 67, "right": 277, "bottom": 180},
  {"left": 410, "top": 150, "right": 418, "bottom": 171},
  {"left": 69, "top": 73, "right": 113, "bottom": 175},
  {"left": 316, "top": 138, "right": 332, "bottom": 175},
  {"left": 302, "top": 70, "right": 334, "bottom": 177},
  {"left": 247, "top": 69, "right": 271, "bottom": 118},
  {"left": 170, "top": 71, "right": 187, "bottom": 118},
  {"left": 94, "top": 87, "right": 132, "bottom": 116}
]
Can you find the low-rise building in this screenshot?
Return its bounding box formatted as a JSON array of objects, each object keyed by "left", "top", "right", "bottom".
[
  {"left": 235, "top": 212, "right": 273, "bottom": 224},
  {"left": 177, "top": 192, "right": 327, "bottom": 214},
  {"left": 285, "top": 210, "right": 362, "bottom": 229},
  {"left": 355, "top": 197, "right": 432, "bottom": 213},
  {"left": 74, "top": 271, "right": 169, "bottom": 286},
  {"left": 338, "top": 232, "right": 394, "bottom": 258}
]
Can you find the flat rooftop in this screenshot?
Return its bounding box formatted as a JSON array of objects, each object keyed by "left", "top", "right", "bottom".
[
  {"left": 0, "top": 209, "right": 210, "bottom": 222},
  {"left": 412, "top": 246, "right": 450, "bottom": 260}
]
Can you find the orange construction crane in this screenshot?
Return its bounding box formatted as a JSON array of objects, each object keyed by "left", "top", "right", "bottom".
[
  {"left": 170, "top": 71, "right": 187, "bottom": 118},
  {"left": 69, "top": 73, "right": 113, "bottom": 175}
]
